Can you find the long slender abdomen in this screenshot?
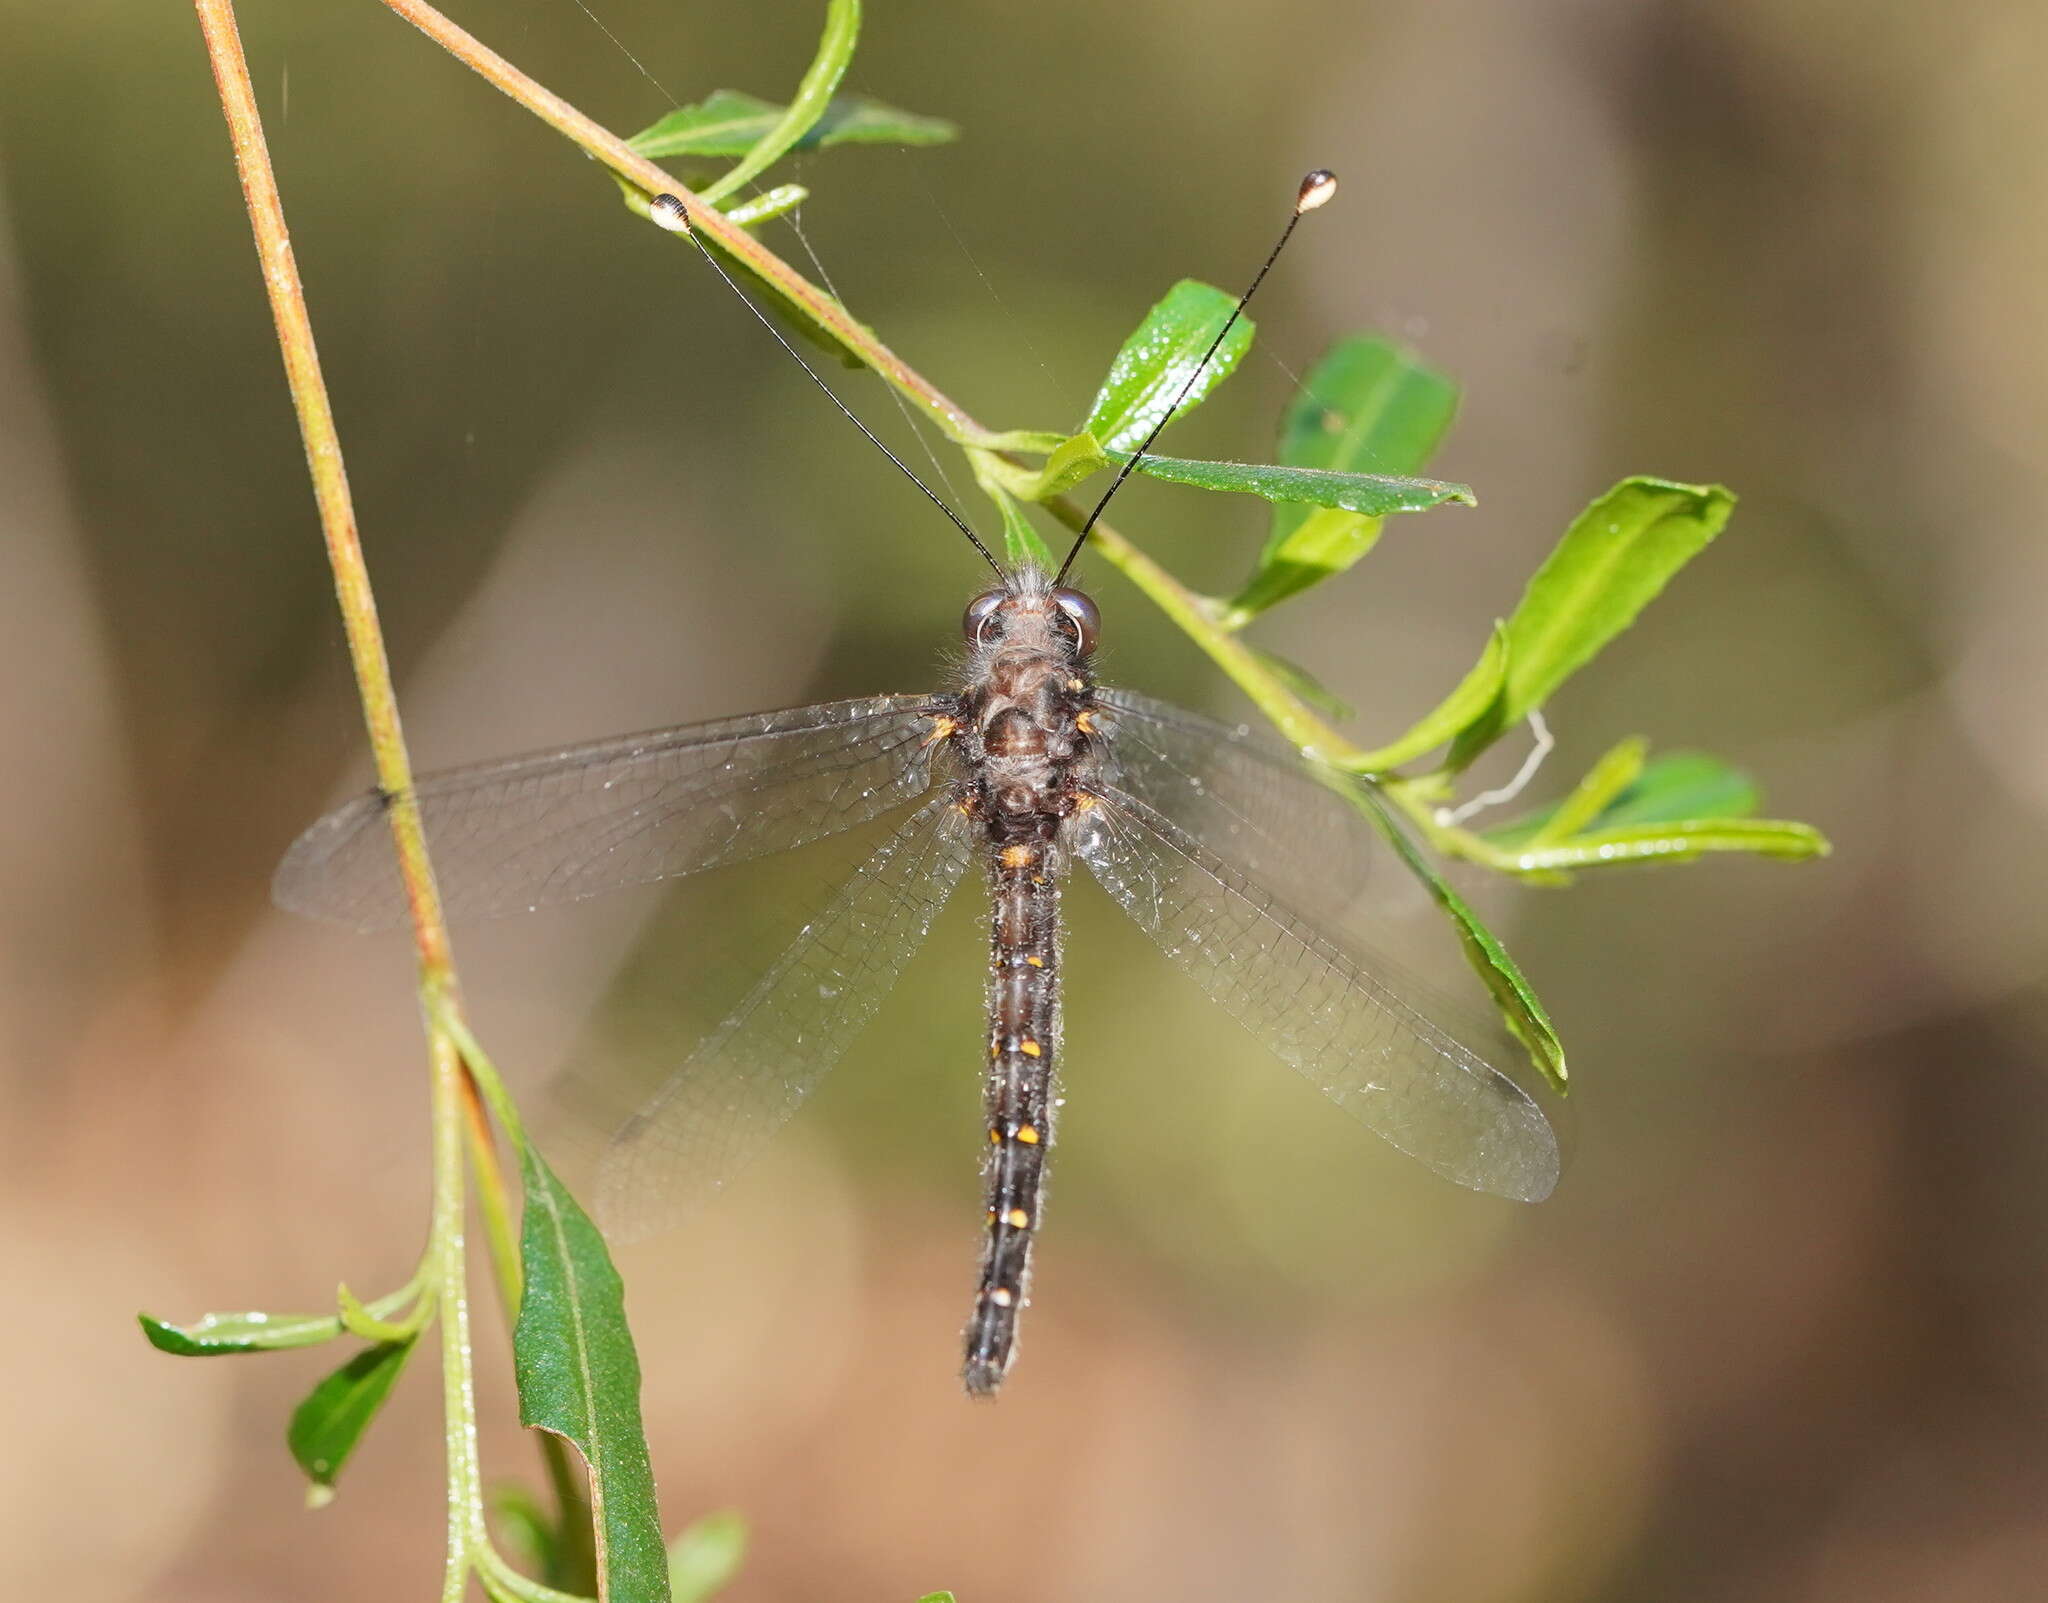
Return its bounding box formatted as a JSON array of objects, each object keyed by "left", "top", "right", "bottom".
[{"left": 964, "top": 838, "right": 1061, "bottom": 1396}]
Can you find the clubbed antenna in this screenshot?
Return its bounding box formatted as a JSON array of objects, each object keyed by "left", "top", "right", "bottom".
[
  {"left": 648, "top": 193, "right": 1002, "bottom": 577},
  {"left": 1053, "top": 169, "right": 1338, "bottom": 585}
]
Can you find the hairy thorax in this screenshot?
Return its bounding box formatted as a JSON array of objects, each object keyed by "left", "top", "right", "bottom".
[{"left": 952, "top": 581, "right": 1103, "bottom": 844}]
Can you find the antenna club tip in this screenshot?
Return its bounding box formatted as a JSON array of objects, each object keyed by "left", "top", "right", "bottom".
[
  {"left": 648, "top": 193, "right": 692, "bottom": 233},
  {"left": 1296, "top": 169, "right": 1338, "bottom": 212}
]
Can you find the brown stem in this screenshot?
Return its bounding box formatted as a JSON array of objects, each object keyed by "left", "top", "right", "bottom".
[
  {"left": 194, "top": 0, "right": 451, "bottom": 972},
  {"left": 381, "top": 0, "right": 974, "bottom": 441},
  {"left": 190, "top": 1, "right": 544, "bottom": 1587}
]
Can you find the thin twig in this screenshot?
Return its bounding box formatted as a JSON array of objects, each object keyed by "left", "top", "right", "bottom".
[
  {"left": 382, "top": 0, "right": 972, "bottom": 441},
  {"left": 196, "top": 0, "right": 451, "bottom": 962},
  {"left": 189, "top": 2, "right": 551, "bottom": 1593}
]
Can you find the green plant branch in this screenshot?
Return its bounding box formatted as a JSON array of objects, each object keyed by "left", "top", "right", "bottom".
[
  {"left": 696, "top": 0, "right": 857, "bottom": 203},
  {"left": 428, "top": 1031, "right": 486, "bottom": 1603},
  {"left": 381, "top": 0, "right": 972, "bottom": 442},
  {"left": 374, "top": 0, "right": 1489, "bottom": 843},
  {"left": 369, "top": 0, "right": 1826, "bottom": 1116},
  {"left": 190, "top": 0, "right": 588, "bottom": 1592},
  {"left": 437, "top": 994, "right": 600, "bottom": 1590}
]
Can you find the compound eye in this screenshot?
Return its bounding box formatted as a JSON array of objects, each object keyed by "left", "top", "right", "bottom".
[
  {"left": 963, "top": 588, "right": 1006, "bottom": 645},
  {"left": 1051, "top": 587, "right": 1100, "bottom": 654}
]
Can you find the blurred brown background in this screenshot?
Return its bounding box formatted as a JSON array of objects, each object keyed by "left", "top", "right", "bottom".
[{"left": 5, "top": 0, "right": 2046, "bottom": 1598}]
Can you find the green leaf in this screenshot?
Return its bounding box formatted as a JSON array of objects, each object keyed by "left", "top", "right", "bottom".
[
  {"left": 1506, "top": 737, "right": 1649, "bottom": 850},
  {"left": 721, "top": 183, "right": 808, "bottom": 227},
  {"left": 288, "top": 1338, "right": 417, "bottom": 1499},
  {"left": 977, "top": 476, "right": 1053, "bottom": 568},
  {"left": 1083, "top": 281, "right": 1256, "bottom": 453},
  {"left": 668, "top": 1510, "right": 748, "bottom": 1603},
  {"left": 1457, "top": 478, "right": 1734, "bottom": 767},
  {"left": 336, "top": 1281, "right": 428, "bottom": 1343},
  {"left": 1268, "top": 335, "right": 1458, "bottom": 546},
  {"left": 1351, "top": 623, "right": 1510, "bottom": 772},
  {"left": 1223, "top": 506, "right": 1389, "bottom": 623},
  {"left": 744, "top": 1, "right": 918, "bottom": 206},
  {"left": 1008, "top": 432, "right": 1111, "bottom": 503},
  {"left": 1349, "top": 783, "right": 1568, "bottom": 1091},
  {"left": 1499, "top": 817, "right": 1831, "bottom": 875},
  {"left": 629, "top": 90, "right": 957, "bottom": 162},
  {"left": 1580, "top": 750, "right": 1761, "bottom": 828},
  {"left": 1115, "top": 453, "right": 1473, "bottom": 517},
  {"left": 1224, "top": 337, "right": 1458, "bottom": 622},
  {"left": 140, "top": 1307, "right": 346, "bottom": 1355},
  {"left": 915, "top": 1595, "right": 958, "bottom": 1603},
  {"left": 1487, "top": 748, "right": 1758, "bottom": 849},
  {"left": 515, "top": 1149, "right": 671, "bottom": 1602},
  {"left": 670, "top": 0, "right": 857, "bottom": 205}
]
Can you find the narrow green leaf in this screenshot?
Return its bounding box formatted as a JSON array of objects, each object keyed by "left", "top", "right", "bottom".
[
  {"left": 1582, "top": 750, "right": 1761, "bottom": 828},
  {"left": 335, "top": 1281, "right": 429, "bottom": 1343},
  {"left": 915, "top": 1595, "right": 958, "bottom": 1603},
  {"left": 629, "top": 90, "right": 957, "bottom": 161},
  {"left": 668, "top": 1511, "right": 748, "bottom": 1603},
  {"left": 1268, "top": 335, "right": 1458, "bottom": 546},
  {"left": 1223, "top": 506, "right": 1389, "bottom": 623},
  {"left": 1223, "top": 337, "right": 1459, "bottom": 622},
  {"left": 700, "top": 0, "right": 858, "bottom": 206},
  {"left": 631, "top": 91, "right": 796, "bottom": 158},
  {"left": 1351, "top": 623, "right": 1510, "bottom": 772},
  {"left": 1009, "top": 432, "right": 1111, "bottom": 502},
  {"left": 1083, "top": 281, "right": 1256, "bottom": 452},
  {"left": 1487, "top": 748, "right": 1760, "bottom": 849},
  {"left": 515, "top": 1149, "right": 671, "bottom": 1602},
  {"left": 1116, "top": 453, "right": 1473, "bottom": 516},
  {"left": 1349, "top": 783, "right": 1568, "bottom": 1091},
  {"left": 1500, "top": 817, "right": 1832, "bottom": 875},
  {"left": 288, "top": 1338, "right": 417, "bottom": 1498},
  {"left": 1511, "top": 737, "right": 1649, "bottom": 849},
  {"left": 140, "top": 1307, "right": 345, "bottom": 1355},
  {"left": 1495, "top": 477, "right": 1735, "bottom": 729},
  {"left": 721, "top": 183, "right": 808, "bottom": 228},
  {"left": 978, "top": 477, "right": 1053, "bottom": 568},
  {"left": 794, "top": 96, "right": 956, "bottom": 148}
]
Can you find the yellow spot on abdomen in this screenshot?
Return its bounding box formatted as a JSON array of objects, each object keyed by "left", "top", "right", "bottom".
[
  {"left": 1000, "top": 843, "right": 1037, "bottom": 868},
  {"left": 1019, "top": 1038, "right": 1042, "bottom": 1058},
  {"left": 1016, "top": 1125, "right": 1040, "bottom": 1144},
  {"left": 1006, "top": 1209, "right": 1030, "bottom": 1229}
]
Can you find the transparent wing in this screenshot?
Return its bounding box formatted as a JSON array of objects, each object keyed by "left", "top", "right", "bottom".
[
  {"left": 1096, "top": 689, "right": 1377, "bottom": 925},
  {"left": 274, "top": 695, "right": 943, "bottom": 931},
  {"left": 594, "top": 791, "right": 973, "bottom": 1240},
  {"left": 1074, "top": 785, "right": 1561, "bottom": 1202}
]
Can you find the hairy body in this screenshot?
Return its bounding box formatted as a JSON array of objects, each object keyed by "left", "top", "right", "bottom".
[{"left": 933, "top": 566, "right": 1104, "bottom": 1395}]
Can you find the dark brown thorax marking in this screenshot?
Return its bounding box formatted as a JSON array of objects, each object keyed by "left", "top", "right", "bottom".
[{"left": 939, "top": 566, "right": 1104, "bottom": 1396}]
